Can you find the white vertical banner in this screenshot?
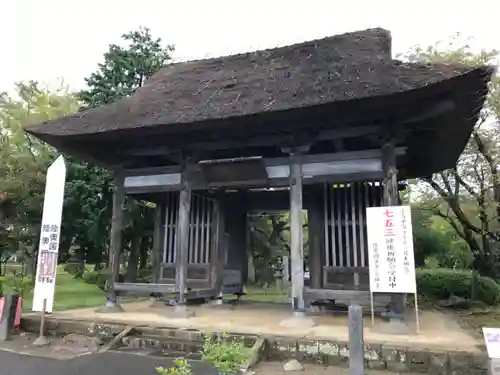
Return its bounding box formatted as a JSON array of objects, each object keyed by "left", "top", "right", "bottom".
[
  {"left": 366, "top": 205, "right": 417, "bottom": 294},
  {"left": 32, "top": 156, "right": 67, "bottom": 313}
]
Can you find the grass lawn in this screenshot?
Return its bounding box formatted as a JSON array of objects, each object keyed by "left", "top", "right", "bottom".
[
  {"left": 3, "top": 264, "right": 290, "bottom": 312},
  {"left": 241, "top": 284, "right": 289, "bottom": 302},
  {"left": 9, "top": 268, "right": 107, "bottom": 312}
]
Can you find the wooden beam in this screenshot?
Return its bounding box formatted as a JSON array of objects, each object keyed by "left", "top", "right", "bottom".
[
  {"left": 126, "top": 126, "right": 381, "bottom": 157},
  {"left": 120, "top": 97, "right": 454, "bottom": 159},
  {"left": 289, "top": 150, "right": 305, "bottom": 311},
  {"left": 108, "top": 172, "right": 125, "bottom": 302},
  {"left": 175, "top": 167, "right": 192, "bottom": 307}
]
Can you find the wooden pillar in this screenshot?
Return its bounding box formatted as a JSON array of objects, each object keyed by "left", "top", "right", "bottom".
[
  {"left": 382, "top": 137, "right": 405, "bottom": 315},
  {"left": 109, "top": 173, "right": 125, "bottom": 297},
  {"left": 289, "top": 151, "right": 305, "bottom": 311},
  {"left": 240, "top": 213, "right": 249, "bottom": 283},
  {"left": 382, "top": 139, "right": 398, "bottom": 206},
  {"left": 96, "top": 172, "right": 125, "bottom": 313},
  {"left": 307, "top": 190, "right": 323, "bottom": 289},
  {"left": 151, "top": 203, "right": 164, "bottom": 284},
  {"left": 175, "top": 172, "right": 192, "bottom": 307},
  {"left": 209, "top": 197, "right": 226, "bottom": 297}
]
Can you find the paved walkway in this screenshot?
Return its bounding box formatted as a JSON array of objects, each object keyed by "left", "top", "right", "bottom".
[
  {"left": 0, "top": 350, "right": 217, "bottom": 375},
  {"left": 0, "top": 349, "right": 434, "bottom": 375}
]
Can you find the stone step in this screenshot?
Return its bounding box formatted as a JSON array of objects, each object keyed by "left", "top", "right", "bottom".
[
  {"left": 131, "top": 327, "right": 258, "bottom": 347},
  {"left": 121, "top": 335, "right": 203, "bottom": 353}
]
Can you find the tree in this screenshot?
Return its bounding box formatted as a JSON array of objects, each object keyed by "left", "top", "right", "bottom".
[
  {"left": 76, "top": 27, "right": 174, "bottom": 280},
  {"left": 0, "top": 81, "right": 79, "bottom": 274},
  {"left": 79, "top": 27, "right": 174, "bottom": 107},
  {"left": 405, "top": 37, "right": 500, "bottom": 277},
  {"left": 249, "top": 212, "right": 308, "bottom": 285}
]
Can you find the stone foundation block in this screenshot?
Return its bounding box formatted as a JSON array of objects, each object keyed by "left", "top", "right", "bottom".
[
  {"left": 428, "top": 351, "right": 449, "bottom": 375},
  {"left": 296, "top": 340, "right": 320, "bottom": 363},
  {"left": 364, "top": 344, "right": 386, "bottom": 370},
  {"left": 268, "top": 337, "right": 298, "bottom": 361},
  {"left": 407, "top": 348, "right": 431, "bottom": 373},
  {"left": 382, "top": 345, "right": 408, "bottom": 373},
  {"left": 448, "top": 351, "right": 472, "bottom": 375}
]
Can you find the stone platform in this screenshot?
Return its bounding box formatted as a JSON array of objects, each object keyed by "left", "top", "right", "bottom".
[{"left": 19, "top": 301, "right": 488, "bottom": 374}]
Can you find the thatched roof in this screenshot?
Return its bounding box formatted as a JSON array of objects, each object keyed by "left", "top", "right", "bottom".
[
  {"left": 25, "top": 28, "right": 494, "bottom": 179},
  {"left": 26, "top": 27, "right": 486, "bottom": 138}
]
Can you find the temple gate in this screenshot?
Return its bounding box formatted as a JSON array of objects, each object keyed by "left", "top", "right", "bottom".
[{"left": 24, "top": 27, "right": 493, "bottom": 318}]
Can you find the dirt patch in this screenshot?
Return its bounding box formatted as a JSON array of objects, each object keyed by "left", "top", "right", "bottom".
[
  {"left": 454, "top": 305, "right": 500, "bottom": 339},
  {"left": 0, "top": 332, "right": 97, "bottom": 360}
]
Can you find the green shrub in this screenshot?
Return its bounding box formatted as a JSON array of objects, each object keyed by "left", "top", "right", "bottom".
[
  {"left": 0, "top": 276, "right": 4, "bottom": 297},
  {"left": 416, "top": 268, "right": 500, "bottom": 305},
  {"left": 156, "top": 358, "right": 192, "bottom": 375},
  {"left": 137, "top": 268, "right": 153, "bottom": 283},
  {"left": 83, "top": 269, "right": 111, "bottom": 290},
  {"left": 202, "top": 332, "right": 251, "bottom": 375},
  {"left": 3, "top": 273, "right": 33, "bottom": 295},
  {"left": 63, "top": 262, "right": 84, "bottom": 278}
]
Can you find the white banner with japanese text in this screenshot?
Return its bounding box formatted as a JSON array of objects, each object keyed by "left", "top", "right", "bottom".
[
  {"left": 366, "top": 205, "right": 417, "bottom": 294},
  {"left": 32, "top": 156, "right": 66, "bottom": 313}
]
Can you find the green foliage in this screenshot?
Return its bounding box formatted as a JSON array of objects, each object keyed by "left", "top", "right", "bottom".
[
  {"left": 250, "top": 212, "right": 308, "bottom": 285},
  {"left": 0, "top": 82, "right": 79, "bottom": 268},
  {"left": 137, "top": 267, "right": 153, "bottom": 283},
  {"left": 0, "top": 276, "right": 4, "bottom": 296},
  {"left": 201, "top": 333, "right": 251, "bottom": 375},
  {"left": 405, "top": 37, "right": 500, "bottom": 278},
  {"left": 156, "top": 359, "right": 192, "bottom": 375},
  {"left": 416, "top": 268, "right": 500, "bottom": 305},
  {"left": 412, "top": 208, "right": 472, "bottom": 269},
  {"left": 83, "top": 268, "right": 111, "bottom": 290},
  {"left": 3, "top": 272, "right": 33, "bottom": 295},
  {"left": 71, "top": 26, "right": 174, "bottom": 278},
  {"left": 0, "top": 27, "right": 173, "bottom": 287},
  {"left": 79, "top": 27, "right": 174, "bottom": 108},
  {"left": 63, "top": 263, "right": 84, "bottom": 278}
]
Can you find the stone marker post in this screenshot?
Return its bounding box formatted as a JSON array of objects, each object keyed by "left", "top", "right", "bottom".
[{"left": 348, "top": 304, "right": 364, "bottom": 375}]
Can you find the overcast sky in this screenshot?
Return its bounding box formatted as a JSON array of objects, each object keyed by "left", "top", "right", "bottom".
[{"left": 2, "top": 0, "right": 499, "bottom": 94}]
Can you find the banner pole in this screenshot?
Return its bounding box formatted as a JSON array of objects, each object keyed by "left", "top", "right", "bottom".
[
  {"left": 370, "top": 291, "right": 375, "bottom": 327},
  {"left": 414, "top": 292, "right": 420, "bottom": 334}
]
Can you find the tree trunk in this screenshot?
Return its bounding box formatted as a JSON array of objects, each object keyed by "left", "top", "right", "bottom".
[
  {"left": 125, "top": 234, "right": 140, "bottom": 282},
  {"left": 138, "top": 238, "right": 149, "bottom": 270},
  {"left": 28, "top": 244, "right": 38, "bottom": 283},
  {"left": 77, "top": 249, "right": 85, "bottom": 276},
  {"left": 247, "top": 255, "right": 256, "bottom": 284}
]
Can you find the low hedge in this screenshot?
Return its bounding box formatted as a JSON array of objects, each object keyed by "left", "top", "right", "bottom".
[
  {"left": 83, "top": 269, "right": 128, "bottom": 290},
  {"left": 416, "top": 268, "right": 500, "bottom": 305},
  {"left": 83, "top": 269, "right": 112, "bottom": 290}
]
